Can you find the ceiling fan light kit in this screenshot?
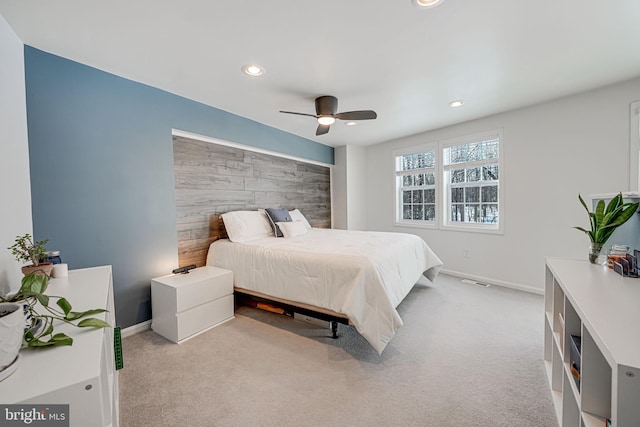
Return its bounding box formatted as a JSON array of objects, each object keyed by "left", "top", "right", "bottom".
[
  {"left": 317, "top": 116, "right": 335, "bottom": 126},
  {"left": 414, "top": 0, "right": 444, "bottom": 8},
  {"left": 280, "top": 95, "right": 377, "bottom": 136}
]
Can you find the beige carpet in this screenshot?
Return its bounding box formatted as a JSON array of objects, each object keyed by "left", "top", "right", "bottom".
[{"left": 119, "top": 274, "right": 557, "bottom": 427}]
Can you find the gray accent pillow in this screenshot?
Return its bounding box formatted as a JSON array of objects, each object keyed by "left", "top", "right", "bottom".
[{"left": 265, "top": 208, "right": 292, "bottom": 237}]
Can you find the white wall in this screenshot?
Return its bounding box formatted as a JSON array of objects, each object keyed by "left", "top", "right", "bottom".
[
  {"left": 366, "top": 77, "right": 640, "bottom": 292},
  {"left": 345, "top": 145, "right": 367, "bottom": 230},
  {"left": 333, "top": 146, "right": 348, "bottom": 229},
  {"left": 333, "top": 145, "right": 367, "bottom": 230},
  {"left": 0, "top": 13, "right": 32, "bottom": 294}
]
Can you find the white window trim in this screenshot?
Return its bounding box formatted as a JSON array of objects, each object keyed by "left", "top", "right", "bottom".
[
  {"left": 440, "top": 129, "right": 504, "bottom": 234},
  {"left": 393, "top": 129, "right": 504, "bottom": 235},
  {"left": 630, "top": 101, "right": 640, "bottom": 193},
  {"left": 393, "top": 142, "right": 438, "bottom": 229}
]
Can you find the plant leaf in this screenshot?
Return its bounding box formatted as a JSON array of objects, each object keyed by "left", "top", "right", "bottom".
[
  {"left": 41, "top": 322, "right": 54, "bottom": 337},
  {"left": 35, "top": 293, "right": 49, "bottom": 307},
  {"left": 65, "top": 309, "right": 108, "bottom": 321},
  {"left": 573, "top": 227, "right": 595, "bottom": 242},
  {"left": 26, "top": 333, "right": 73, "bottom": 347},
  {"left": 56, "top": 298, "right": 72, "bottom": 315},
  {"left": 594, "top": 199, "right": 605, "bottom": 228},
  {"left": 605, "top": 193, "right": 622, "bottom": 214},
  {"left": 77, "top": 318, "right": 111, "bottom": 328},
  {"left": 19, "top": 273, "right": 48, "bottom": 294},
  {"left": 578, "top": 194, "right": 590, "bottom": 213}
]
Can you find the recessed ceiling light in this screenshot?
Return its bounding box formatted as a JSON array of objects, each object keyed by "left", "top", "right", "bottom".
[
  {"left": 449, "top": 100, "right": 464, "bottom": 108},
  {"left": 317, "top": 116, "right": 336, "bottom": 126},
  {"left": 345, "top": 121, "right": 357, "bottom": 126},
  {"left": 414, "top": 0, "right": 444, "bottom": 8},
  {"left": 242, "top": 64, "right": 264, "bottom": 77}
]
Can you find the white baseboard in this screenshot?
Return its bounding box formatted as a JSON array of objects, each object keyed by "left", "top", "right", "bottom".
[
  {"left": 121, "top": 320, "right": 151, "bottom": 338},
  {"left": 439, "top": 269, "right": 543, "bottom": 295}
]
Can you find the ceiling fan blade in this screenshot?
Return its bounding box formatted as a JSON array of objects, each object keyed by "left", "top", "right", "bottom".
[
  {"left": 316, "top": 124, "right": 330, "bottom": 136},
  {"left": 335, "top": 110, "right": 377, "bottom": 121},
  {"left": 279, "top": 110, "right": 318, "bottom": 118}
]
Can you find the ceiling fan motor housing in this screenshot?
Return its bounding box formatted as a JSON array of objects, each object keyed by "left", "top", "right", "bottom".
[{"left": 315, "top": 95, "right": 338, "bottom": 116}]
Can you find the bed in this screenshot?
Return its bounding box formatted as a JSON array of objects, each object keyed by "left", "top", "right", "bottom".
[{"left": 205, "top": 209, "right": 443, "bottom": 354}]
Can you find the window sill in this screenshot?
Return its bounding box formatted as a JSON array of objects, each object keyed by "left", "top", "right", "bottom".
[
  {"left": 440, "top": 223, "right": 504, "bottom": 235},
  {"left": 394, "top": 221, "right": 504, "bottom": 235},
  {"left": 394, "top": 221, "right": 437, "bottom": 230}
]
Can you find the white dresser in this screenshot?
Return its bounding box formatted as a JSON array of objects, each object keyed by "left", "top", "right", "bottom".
[
  {"left": 0, "top": 266, "right": 119, "bottom": 427},
  {"left": 544, "top": 258, "right": 640, "bottom": 427},
  {"left": 151, "top": 266, "right": 234, "bottom": 343}
]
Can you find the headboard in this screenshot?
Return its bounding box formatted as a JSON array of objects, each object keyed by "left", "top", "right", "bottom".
[{"left": 173, "top": 134, "right": 332, "bottom": 267}]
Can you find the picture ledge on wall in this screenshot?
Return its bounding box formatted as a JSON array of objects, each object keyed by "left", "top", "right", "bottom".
[{"left": 171, "top": 129, "right": 333, "bottom": 168}]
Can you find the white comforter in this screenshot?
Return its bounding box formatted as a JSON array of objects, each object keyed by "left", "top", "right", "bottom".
[{"left": 206, "top": 228, "right": 442, "bottom": 354}]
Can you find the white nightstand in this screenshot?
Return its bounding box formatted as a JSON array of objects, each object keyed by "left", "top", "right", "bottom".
[{"left": 151, "top": 266, "right": 234, "bottom": 343}]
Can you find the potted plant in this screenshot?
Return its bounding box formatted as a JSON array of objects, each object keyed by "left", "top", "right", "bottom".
[
  {"left": 0, "top": 273, "right": 110, "bottom": 347},
  {"left": 8, "top": 234, "right": 53, "bottom": 277},
  {"left": 574, "top": 193, "right": 639, "bottom": 263},
  {"left": 0, "top": 302, "right": 24, "bottom": 380}
]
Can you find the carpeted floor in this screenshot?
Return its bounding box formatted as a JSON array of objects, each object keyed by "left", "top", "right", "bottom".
[{"left": 119, "top": 274, "right": 557, "bottom": 427}]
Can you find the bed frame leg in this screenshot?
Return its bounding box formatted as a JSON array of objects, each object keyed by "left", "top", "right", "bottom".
[{"left": 330, "top": 321, "right": 338, "bottom": 339}]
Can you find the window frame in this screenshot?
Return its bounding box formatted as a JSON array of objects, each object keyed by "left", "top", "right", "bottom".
[
  {"left": 393, "top": 129, "right": 504, "bottom": 234},
  {"left": 393, "top": 143, "right": 439, "bottom": 229},
  {"left": 630, "top": 100, "right": 640, "bottom": 193},
  {"left": 440, "top": 129, "right": 504, "bottom": 234}
]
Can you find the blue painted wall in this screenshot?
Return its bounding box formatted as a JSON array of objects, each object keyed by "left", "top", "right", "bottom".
[{"left": 24, "top": 46, "right": 334, "bottom": 328}]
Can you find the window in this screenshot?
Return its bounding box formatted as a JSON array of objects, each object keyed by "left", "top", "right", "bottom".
[
  {"left": 395, "top": 147, "right": 437, "bottom": 225},
  {"left": 394, "top": 129, "right": 503, "bottom": 233}
]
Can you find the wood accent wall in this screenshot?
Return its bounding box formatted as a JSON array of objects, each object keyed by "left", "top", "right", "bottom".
[{"left": 173, "top": 135, "right": 332, "bottom": 267}]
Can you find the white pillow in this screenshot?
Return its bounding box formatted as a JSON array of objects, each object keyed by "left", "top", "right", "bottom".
[
  {"left": 221, "top": 211, "right": 274, "bottom": 242},
  {"left": 288, "top": 209, "right": 312, "bottom": 229},
  {"left": 277, "top": 220, "right": 308, "bottom": 238}
]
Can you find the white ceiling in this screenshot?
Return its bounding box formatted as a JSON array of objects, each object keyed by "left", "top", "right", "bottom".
[{"left": 1, "top": 0, "right": 640, "bottom": 147}]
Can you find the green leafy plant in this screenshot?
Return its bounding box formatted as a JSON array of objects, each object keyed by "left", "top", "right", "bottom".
[
  {"left": 8, "top": 234, "right": 49, "bottom": 266},
  {"left": 574, "top": 193, "right": 639, "bottom": 262},
  {"left": 0, "top": 273, "right": 110, "bottom": 347}
]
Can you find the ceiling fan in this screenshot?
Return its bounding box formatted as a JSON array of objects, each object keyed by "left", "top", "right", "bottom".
[{"left": 280, "top": 95, "right": 377, "bottom": 136}]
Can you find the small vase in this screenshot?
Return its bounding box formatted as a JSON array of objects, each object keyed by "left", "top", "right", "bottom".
[{"left": 588, "top": 243, "right": 606, "bottom": 264}]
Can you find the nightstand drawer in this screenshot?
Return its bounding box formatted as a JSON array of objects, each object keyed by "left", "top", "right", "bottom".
[
  {"left": 174, "top": 269, "right": 232, "bottom": 312},
  {"left": 176, "top": 295, "right": 234, "bottom": 341},
  {"left": 152, "top": 266, "right": 233, "bottom": 312}
]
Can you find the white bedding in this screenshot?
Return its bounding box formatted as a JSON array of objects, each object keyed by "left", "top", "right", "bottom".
[{"left": 206, "top": 228, "right": 442, "bottom": 354}]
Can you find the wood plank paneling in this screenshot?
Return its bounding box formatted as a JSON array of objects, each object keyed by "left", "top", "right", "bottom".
[{"left": 174, "top": 135, "right": 331, "bottom": 268}]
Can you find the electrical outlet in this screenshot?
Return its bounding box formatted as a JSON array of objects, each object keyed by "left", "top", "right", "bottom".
[{"left": 463, "top": 249, "right": 470, "bottom": 258}]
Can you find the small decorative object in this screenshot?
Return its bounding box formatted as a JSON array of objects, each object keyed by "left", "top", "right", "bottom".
[
  {"left": 612, "top": 251, "right": 639, "bottom": 278},
  {"left": 0, "top": 273, "right": 110, "bottom": 347},
  {"left": 608, "top": 244, "right": 630, "bottom": 269},
  {"left": 8, "top": 234, "right": 53, "bottom": 277},
  {"left": 574, "top": 193, "right": 640, "bottom": 264},
  {"left": 0, "top": 303, "right": 24, "bottom": 381}
]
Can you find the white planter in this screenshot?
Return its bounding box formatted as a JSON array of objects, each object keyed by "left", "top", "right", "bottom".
[{"left": 0, "top": 302, "right": 25, "bottom": 381}]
